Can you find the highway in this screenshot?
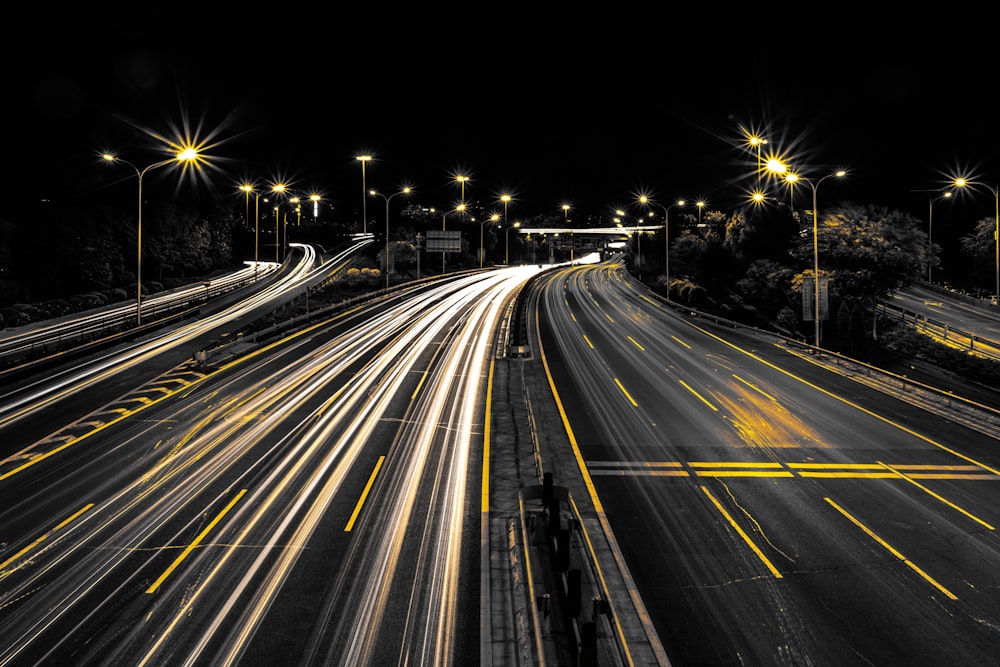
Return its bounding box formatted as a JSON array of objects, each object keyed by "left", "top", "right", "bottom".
[
  {"left": 0, "top": 263, "right": 544, "bottom": 665},
  {"left": 883, "top": 284, "right": 1000, "bottom": 360},
  {"left": 522, "top": 261, "right": 1000, "bottom": 665}
]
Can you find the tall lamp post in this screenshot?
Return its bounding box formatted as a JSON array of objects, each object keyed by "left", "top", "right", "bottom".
[
  {"left": 369, "top": 186, "right": 412, "bottom": 289},
  {"left": 505, "top": 222, "right": 521, "bottom": 264},
  {"left": 271, "top": 183, "right": 288, "bottom": 262},
  {"left": 356, "top": 154, "right": 373, "bottom": 234},
  {"left": 102, "top": 148, "right": 199, "bottom": 325},
  {"left": 638, "top": 196, "right": 685, "bottom": 291},
  {"left": 952, "top": 178, "right": 1000, "bottom": 303},
  {"left": 481, "top": 213, "right": 500, "bottom": 267},
  {"left": 784, "top": 170, "right": 846, "bottom": 348},
  {"left": 912, "top": 189, "right": 952, "bottom": 283}
]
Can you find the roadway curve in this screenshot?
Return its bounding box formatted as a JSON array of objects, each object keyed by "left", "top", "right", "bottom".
[
  {"left": 523, "top": 260, "right": 1000, "bottom": 665},
  {"left": 0, "top": 265, "right": 543, "bottom": 665}
]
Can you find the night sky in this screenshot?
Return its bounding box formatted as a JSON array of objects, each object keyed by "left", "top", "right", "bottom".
[{"left": 10, "top": 4, "right": 998, "bottom": 245}]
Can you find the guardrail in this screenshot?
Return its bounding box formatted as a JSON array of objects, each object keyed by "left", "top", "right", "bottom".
[{"left": 875, "top": 301, "right": 1000, "bottom": 361}]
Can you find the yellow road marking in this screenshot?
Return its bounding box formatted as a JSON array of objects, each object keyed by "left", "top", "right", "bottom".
[
  {"left": 627, "top": 336, "right": 645, "bottom": 351},
  {"left": 732, "top": 374, "right": 776, "bottom": 401},
  {"left": 583, "top": 334, "right": 594, "bottom": 349},
  {"left": 345, "top": 456, "right": 386, "bottom": 532},
  {"left": 614, "top": 378, "right": 638, "bottom": 407},
  {"left": 678, "top": 380, "right": 718, "bottom": 411},
  {"left": 877, "top": 461, "right": 995, "bottom": 530},
  {"left": 825, "top": 497, "right": 957, "bottom": 600},
  {"left": 146, "top": 489, "right": 247, "bottom": 594},
  {"left": 702, "top": 486, "right": 782, "bottom": 578},
  {"left": 0, "top": 504, "right": 94, "bottom": 573},
  {"left": 671, "top": 335, "right": 691, "bottom": 349},
  {"left": 411, "top": 370, "right": 428, "bottom": 400}
]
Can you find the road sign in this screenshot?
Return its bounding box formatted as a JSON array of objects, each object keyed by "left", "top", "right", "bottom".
[
  {"left": 425, "top": 230, "right": 462, "bottom": 253},
  {"left": 802, "top": 276, "right": 829, "bottom": 321}
]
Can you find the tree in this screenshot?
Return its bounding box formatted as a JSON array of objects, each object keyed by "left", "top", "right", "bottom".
[{"left": 959, "top": 217, "right": 997, "bottom": 291}]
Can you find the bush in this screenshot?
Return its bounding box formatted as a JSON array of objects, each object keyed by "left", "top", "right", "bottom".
[{"left": 880, "top": 322, "right": 1000, "bottom": 387}]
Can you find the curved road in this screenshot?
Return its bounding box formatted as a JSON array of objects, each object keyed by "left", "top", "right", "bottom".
[{"left": 525, "top": 261, "right": 1000, "bottom": 665}]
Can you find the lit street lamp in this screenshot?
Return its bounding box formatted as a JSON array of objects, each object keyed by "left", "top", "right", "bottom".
[
  {"left": 102, "top": 148, "right": 199, "bottom": 325},
  {"left": 952, "top": 177, "right": 1000, "bottom": 303},
  {"left": 271, "top": 183, "right": 288, "bottom": 262},
  {"left": 912, "top": 188, "right": 952, "bottom": 283},
  {"left": 356, "top": 154, "right": 373, "bottom": 234},
  {"left": 638, "top": 196, "right": 685, "bottom": 292},
  {"left": 784, "top": 170, "right": 846, "bottom": 348},
  {"left": 369, "top": 186, "right": 412, "bottom": 289},
  {"left": 481, "top": 213, "right": 500, "bottom": 267}
]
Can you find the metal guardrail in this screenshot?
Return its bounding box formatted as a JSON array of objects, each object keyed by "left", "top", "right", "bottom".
[{"left": 875, "top": 301, "right": 1000, "bottom": 361}]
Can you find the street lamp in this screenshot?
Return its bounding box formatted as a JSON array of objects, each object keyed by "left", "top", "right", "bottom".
[
  {"left": 696, "top": 200, "right": 706, "bottom": 226},
  {"left": 505, "top": 221, "right": 521, "bottom": 264},
  {"left": 455, "top": 174, "right": 470, "bottom": 204},
  {"left": 481, "top": 213, "right": 500, "bottom": 267},
  {"left": 912, "top": 189, "right": 953, "bottom": 283},
  {"left": 952, "top": 177, "right": 1000, "bottom": 303},
  {"left": 356, "top": 154, "right": 373, "bottom": 234},
  {"left": 784, "top": 170, "right": 846, "bottom": 348},
  {"left": 442, "top": 203, "right": 466, "bottom": 273},
  {"left": 501, "top": 194, "right": 512, "bottom": 226},
  {"left": 745, "top": 131, "right": 768, "bottom": 189},
  {"left": 369, "top": 186, "right": 412, "bottom": 289},
  {"left": 638, "top": 196, "right": 685, "bottom": 291},
  {"left": 102, "top": 148, "right": 199, "bottom": 325},
  {"left": 271, "top": 183, "right": 288, "bottom": 262}
]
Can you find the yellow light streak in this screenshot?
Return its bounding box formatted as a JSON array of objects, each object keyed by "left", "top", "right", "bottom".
[
  {"left": 345, "top": 456, "right": 386, "bottom": 532},
  {"left": 678, "top": 379, "right": 718, "bottom": 411},
  {"left": 146, "top": 488, "right": 247, "bottom": 594},
  {"left": 0, "top": 504, "right": 94, "bottom": 574},
  {"left": 824, "top": 497, "right": 958, "bottom": 600},
  {"left": 701, "top": 486, "right": 782, "bottom": 578},
  {"left": 877, "top": 461, "right": 995, "bottom": 530},
  {"left": 583, "top": 334, "right": 594, "bottom": 349},
  {"left": 614, "top": 378, "right": 639, "bottom": 407}
]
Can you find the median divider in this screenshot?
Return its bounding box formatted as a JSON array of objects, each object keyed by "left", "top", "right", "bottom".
[{"left": 516, "top": 472, "right": 621, "bottom": 666}]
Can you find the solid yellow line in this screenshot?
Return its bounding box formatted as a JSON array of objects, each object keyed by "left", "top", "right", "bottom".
[
  {"left": 696, "top": 471, "right": 795, "bottom": 478},
  {"left": 0, "top": 503, "right": 94, "bottom": 572},
  {"left": 583, "top": 334, "right": 594, "bottom": 349},
  {"left": 701, "top": 487, "right": 782, "bottom": 578},
  {"left": 678, "top": 379, "right": 718, "bottom": 411},
  {"left": 688, "top": 322, "right": 1000, "bottom": 477},
  {"left": 690, "top": 461, "right": 784, "bottom": 468},
  {"left": 613, "top": 378, "right": 639, "bottom": 407},
  {"left": 482, "top": 359, "right": 494, "bottom": 513},
  {"left": 878, "top": 461, "right": 995, "bottom": 530},
  {"left": 824, "top": 497, "right": 958, "bottom": 600},
  {"left": 627, "top": 335, "right": 645, "bottom": 351},
  {"left": 146, "top": 489, "right": 247, "bottom": 594},
  {"left": 345, "top": 456, "right": 386, "bottom": 532}
]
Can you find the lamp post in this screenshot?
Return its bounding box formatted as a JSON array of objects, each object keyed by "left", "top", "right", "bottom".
[
  {"left": 501, "top": 194, "right": 512, "bottom": 226},
  {"left": 356, "top": 154, "right": 373, "bottom": 234},
  {"left": 369, "top": 186, "right": 412, "bottom": 289},
  {"left": 481, "top": 213, "right": 500, "bottom": 267},
  {"left": 102, "top": 148, "right": 199, "bottom": 325},
  {"left": 745, "top": 132, "right": 767, "bottom": 189},
  {"left": 912, "top": 189, "right": 953, "bottom": 283},
  {"left": 696, "top": 200, "right": 705, "bottom": 226},
  {"left": 639, "top": 196, "right": 685, "bottom": 290},
  {"left": 784, "top": 170, "right": 846, "bottom": 348},
  {"left": 505, "top": 221, "right": 521, "bottom": 264},
  {"left": 455, "top": 174, "right": 469, "bottom": 204},
  {"left": 442, "top": 203, "right": 466, "bottom": 273},
  {"left": 271, "top": 183, "right": 288, "bottom": 262},
  {"left": 239, "top": 183, "right": 253, "bottom": 230},
  {"left": 952, "top": 178, "right": 1000, "bottom": 303}
]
